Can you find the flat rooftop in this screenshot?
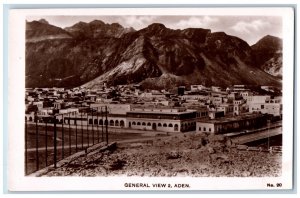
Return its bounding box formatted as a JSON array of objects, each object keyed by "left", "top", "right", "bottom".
[
  {"left": 198, "top": 113, "right": 266, "bottom": 124},
  {"left": 127, "top": 110, "right": 197, "bottom": 115}
]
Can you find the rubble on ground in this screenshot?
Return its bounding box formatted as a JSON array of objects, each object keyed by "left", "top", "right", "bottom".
[{"left": 44, "top": 132, "right": 281, "bottom": 177}]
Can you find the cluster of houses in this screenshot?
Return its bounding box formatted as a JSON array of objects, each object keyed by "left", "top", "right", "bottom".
[{"left": 25, "top": 84, "right": 282, "bottom": 134}]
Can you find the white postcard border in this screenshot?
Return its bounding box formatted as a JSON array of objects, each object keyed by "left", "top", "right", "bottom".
[{"left": 8, "top": 7, "right": 295, "bottom": 191}]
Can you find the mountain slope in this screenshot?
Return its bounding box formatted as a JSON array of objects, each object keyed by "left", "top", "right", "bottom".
[
  {"left": 26, "top": 19, "right": 72, "bottom": 42},
  {"left": 251, "top": 35, "right": 282, "bottom": 77},
  {"left": 64, "top": 20, "right": 135, "bottom": 39},
  {"left": 26, "top": 20, "right": 281, "bottom": 89}
]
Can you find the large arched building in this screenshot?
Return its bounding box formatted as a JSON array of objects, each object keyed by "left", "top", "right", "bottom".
[{"left": 126, "top": 107, "right": 197, "bottom": 132}]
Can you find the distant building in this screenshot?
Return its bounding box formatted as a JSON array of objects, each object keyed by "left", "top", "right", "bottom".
[
  {"left": 190, "top": 85, "right": 208, "bottom": 91},
  {"left": 33, "top": 101, "right": 43, "bottom": 110},
  {"left": 196, "top": 114, "right": 267, "bottom": 134},
  {"left": 247, "top": 95, "right": 271, "bottom": 104},
  {"left": 211, "top": 96, "right": 223, "bottom": 105},
  {"left": 249, "top": 97, "right": 282, "bottom": 117},
  {"left": 233, "top": 85, "right": 250, "bottom": 92},
  {"left": 53, "top": 100, "right": 65, "bottom": 109},
  {"left": 91, "top": 104, "right": 131, "bottom": 115},
  {"left": 208, "top": 111, "right": 225, "bottom": 119},
  {"left": 186, "top": 105, "right": 209, "bottom": 119},
  {"left": 211, "top": 86, "right": 222, "bottom": 92},
  {"left": 240, "top": 91, "right": 253, "bottom": 100},
  {"left": 216, "top": 103, "right": 234, "bottom": 115},
  {"left": 126, "top": 107, "right": 197, "bottom": 132}
]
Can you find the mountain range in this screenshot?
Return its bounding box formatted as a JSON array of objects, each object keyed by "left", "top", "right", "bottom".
[{"left": 25, "top": 19, "right": 282, "bottom": 89}]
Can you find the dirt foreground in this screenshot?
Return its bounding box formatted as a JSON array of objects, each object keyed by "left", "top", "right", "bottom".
[{"left": 44, "top": 132, "right": 281, "bottom": 177}]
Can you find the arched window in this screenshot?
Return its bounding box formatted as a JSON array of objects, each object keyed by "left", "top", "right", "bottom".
[
  {"left": 137, "top": 122, "right": 141, "bottom": 126},
  {"left": 120, "top": 120, "right": 125, "bottom": 127},
  {"left": 110, "top": 120, "right": 114, "bottom": 126},
  {"left": 104, "top": 120, "right": 108, "bottom": 125},
  {"left": 142, "top": 122, "right": 146, "bottom": 126},
  {"left": 147, "top": 122, "right": 151, "bottom": 126},
  {"left": 174, "top": 124, "right": 178, "bottom": 131},
  {"left": 158, "top": 123, "right": 162, "bottom": 127},
  {"left": 115, "top": 120, "right": 119, "bottom": 126},
  {"left": 132, "top": 122, "right": 136, "bottom": 125},
  {"left": 94, "top": 119, "right": 98, "bottom": 125},
  {"left": 89, "top": 119, "right": 93, "bottom": 124},
  {"left": 25, "top": 116, "right": 27, "bottom": 121},
  {"left": 29, "top": 117, "right": 33, "bottom": 121},
  {"left": 168, "top": 123, "right": 173, "bottom": 127},
  {"left": 163, "top": 123, "right": 167, "bottom": 127},
  {"left": 99, "top": 119, "right": 103, "bottom": 125}
]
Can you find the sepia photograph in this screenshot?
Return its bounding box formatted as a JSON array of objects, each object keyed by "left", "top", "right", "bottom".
[{"left": 8, "top": 7, "right": 294, "bottom": 191}]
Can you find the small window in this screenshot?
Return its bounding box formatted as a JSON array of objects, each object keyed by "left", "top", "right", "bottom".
[
  {"left": 204, "top": 127, "right": 206, "bottom": 131},
  {"left": 209, "top": 128, "right": 211, "bottom": 132},
  {"left": 199, "top": 127, "right": 201, "bottom": 131}
]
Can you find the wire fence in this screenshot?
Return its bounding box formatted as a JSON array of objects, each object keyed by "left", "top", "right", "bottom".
[{"left": 25, "top": 106, "right": 109, "bottom": 175}]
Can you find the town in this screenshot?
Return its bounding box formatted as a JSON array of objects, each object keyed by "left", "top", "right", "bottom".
[{"left": 25, "top": 83, "right": 282, "bottom": 135}]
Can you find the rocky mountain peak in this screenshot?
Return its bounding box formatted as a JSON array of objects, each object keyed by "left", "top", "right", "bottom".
[
  {"left": 64, "top": 20, "right": 128, "bottom": 38},
  {"left": 252, "top": 35, "right": 282, "bottom": 51},
  {"left": 251, "top": 35, "right": 282, "bottom": 78},
  {"left": 89, "top": 19, "right": 105, "bottom": 26},
  {"left": 26, "top": 19, "right": 72, "bottom": 41},
  {"left": 38, "top": 18, "right": 49, "bottom": 24}
]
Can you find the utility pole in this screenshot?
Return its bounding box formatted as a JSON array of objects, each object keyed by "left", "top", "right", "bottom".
[{"left": 267, "top": 119, "right": 270, "bottom": 151}]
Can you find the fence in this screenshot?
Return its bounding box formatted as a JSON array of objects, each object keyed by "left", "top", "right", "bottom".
[{"left": 25, "top": 106, "right": 109, "bottom": 175}]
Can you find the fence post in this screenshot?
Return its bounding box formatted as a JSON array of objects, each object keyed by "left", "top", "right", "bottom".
[
  {"left": 62, "top": 114, "right": 64, "bottom": 159},
  {"left": 68, "top": 112, "right": 71, "bottom": 156},
  {"left": 105, "top": 106, "right": 108, "bottom": 144},
  {"left": 35, "top": 114, "right": 39, "bottom": 171},
  {"left": 25, "top": 117, "right": 28, "bottom": 175},
  {"left": 54, "top": 115, "right": 57, "bottom": 168},
  {"left": 87, "top": 110, "right": 89, "bottom": 147},
  {"left": 75, "top": 112, "right": 78, "bottom": 152},
  {"left": 92, "top": 108, "right": 94, "bottom": 145},
  {"left": 97, "top": 107, "right": 99, "bottom": 143},
  {"left": 45, "top": 120, "right": 48, "bottom": 167},
  {"left": 81, "top": 109, "right": 83, "bottom": 150},
  {"left": 101, "top": 107, "right": 104, "bottom": 142}
]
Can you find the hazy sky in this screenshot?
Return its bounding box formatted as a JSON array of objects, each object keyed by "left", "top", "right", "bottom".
[{"left": 27, "top": 15, "right": 282, "bottom": 45}]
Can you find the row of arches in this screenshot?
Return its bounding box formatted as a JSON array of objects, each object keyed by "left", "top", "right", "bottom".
[
  {"left": 128, "top": 121, "right": 179, "bottom": 131},
  {"left": 131, "top": 122, "right": 178, "bottom": 128},
  {"left": 88, "top": 119, "right": 125, "bottom": 127}
]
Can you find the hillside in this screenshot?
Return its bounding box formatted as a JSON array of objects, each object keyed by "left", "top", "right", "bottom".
[
  {"left": 26, "top": 19, "right": 282, "bottom": 89},
  {"left": 251, "top": 35, "right": 282, "bottom": 78}
]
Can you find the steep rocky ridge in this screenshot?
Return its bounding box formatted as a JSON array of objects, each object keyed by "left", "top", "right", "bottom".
[{"left": 26, "top": 20, "right": 281, "bottom": 89}]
